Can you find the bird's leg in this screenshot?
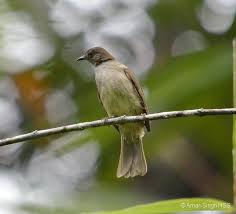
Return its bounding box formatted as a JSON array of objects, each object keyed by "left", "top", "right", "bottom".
[
  {"left": 140, "top": 113, "right": 147, "bottom": 120},
  {"left": 102, "top": 115, "right": 120, "bottom": 132},
  {"left": 140, "top": 113, "right": 149, "bottom": 121},
  {"left": 102, "top": 115, "right": 116, "bottom": 122}
]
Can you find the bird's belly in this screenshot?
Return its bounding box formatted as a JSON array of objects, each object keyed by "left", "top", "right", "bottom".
[
  {"left": 100, "top": 82, "right": 144, "bottom": 137},
  {"left": 103, "top": 92, "right": 136, "bottom": 116},
  {"left": 97, "top": 73, "right": 141, "bottom": 116}
]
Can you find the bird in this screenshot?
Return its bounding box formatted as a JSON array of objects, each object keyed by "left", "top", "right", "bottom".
[{"left": 77, "top": 47, "right": 150, "bottom": 178}]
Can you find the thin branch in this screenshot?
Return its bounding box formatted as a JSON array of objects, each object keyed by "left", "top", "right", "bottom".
[{"left": 0, "top": 108, "right": 235, "bottom": 147}]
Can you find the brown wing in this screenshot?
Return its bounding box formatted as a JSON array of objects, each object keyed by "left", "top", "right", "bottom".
[
  {"left": 124, "top": 68, "right": 150, "bottom": 132},
  {"left": 97, "top": 91, "right": 120, "bottom": 132}
]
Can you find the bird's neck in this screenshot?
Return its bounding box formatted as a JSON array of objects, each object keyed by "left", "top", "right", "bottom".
[
  {"left": 95, "top": 58, "right": 114, "bottom": 67},
  {"left": 95, "top": 60, "right": 126, "bottom": 75},
  {"left": 95, "top": 60, "right": 116, "bottom": 73}
]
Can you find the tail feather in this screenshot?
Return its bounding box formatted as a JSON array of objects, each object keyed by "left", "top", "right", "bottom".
[{"left": 117, "top": 135, "right": 147, "bottom": 178}]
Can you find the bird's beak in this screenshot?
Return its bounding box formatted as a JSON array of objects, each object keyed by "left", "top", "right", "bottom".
[{"left": 77, "top": 55, "right": 87, "bottom": 61}]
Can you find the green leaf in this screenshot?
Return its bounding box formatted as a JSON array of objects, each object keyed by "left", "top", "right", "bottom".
[
  {"left": 233, "top": 39, "right": 236, "bottom": 205},
  {"left": 88, "top": 198, "right": 233, "bottom": 214}
]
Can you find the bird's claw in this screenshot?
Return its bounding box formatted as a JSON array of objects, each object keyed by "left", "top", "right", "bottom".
[{"left": 103, "top": 116, "right": 115, "bottom": 122}]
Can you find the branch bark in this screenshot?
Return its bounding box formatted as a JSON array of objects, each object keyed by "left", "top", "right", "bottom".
[{"left": 0, "top": 108, "right": 235, "bottom": 147}]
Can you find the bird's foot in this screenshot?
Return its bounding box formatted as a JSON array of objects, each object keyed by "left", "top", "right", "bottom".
[{"left": 102, "top": 116, "right": 116, "bottom": 122}]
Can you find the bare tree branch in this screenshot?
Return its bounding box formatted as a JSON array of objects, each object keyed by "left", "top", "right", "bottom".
[{"left": 0, "top": 108, "right": 235, "bottom": 147}]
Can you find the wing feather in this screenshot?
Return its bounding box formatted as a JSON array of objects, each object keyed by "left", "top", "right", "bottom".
[{"left": 123, "top": 68, "right": 150, "bottom": 131}]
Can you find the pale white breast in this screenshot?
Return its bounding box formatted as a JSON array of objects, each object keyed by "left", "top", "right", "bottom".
[{"left": 94, "top": 60, "right": 141, "bottom": 116}]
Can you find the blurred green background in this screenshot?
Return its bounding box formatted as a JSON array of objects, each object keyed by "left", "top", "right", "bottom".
[{"left": 0, "top": 0, "right": 234, "bottom": 213}]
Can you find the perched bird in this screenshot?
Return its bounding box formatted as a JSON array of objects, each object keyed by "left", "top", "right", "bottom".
[{"left": 77, "top": 47, "right": 150, "bottom": 178}]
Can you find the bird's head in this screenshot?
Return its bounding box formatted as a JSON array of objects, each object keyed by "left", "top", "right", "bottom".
[{"left": 77, "top": 47, "right": 115, "bottom": 66}]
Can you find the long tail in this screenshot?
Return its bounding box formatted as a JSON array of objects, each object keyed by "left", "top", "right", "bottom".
[{"left": 117, "top": 135, "right": 147, "bottom": 178}]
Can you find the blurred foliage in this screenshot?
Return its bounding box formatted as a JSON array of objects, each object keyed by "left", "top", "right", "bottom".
[
  {"left": 92, "top": 198, "right": 233, "bottom": 214},
  {"left": 233, "top": 39, "right": 236, "bottom": 206},
  {"left": 23, "top": 198, "right": 233, "bottom": 214}
]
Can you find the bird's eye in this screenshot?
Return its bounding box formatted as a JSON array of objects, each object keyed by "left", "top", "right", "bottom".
[{"left": 88, "top": 52, "right": 93, "bottom": 58}]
